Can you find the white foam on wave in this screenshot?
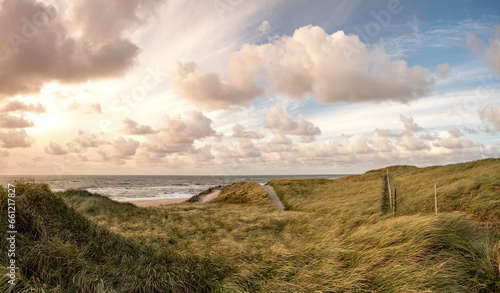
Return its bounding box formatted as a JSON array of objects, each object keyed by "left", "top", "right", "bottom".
[
  {"left": 113, "top": 195, "right": 191, "bottom": 201},
  {"left": 85, "top": 185, "right": 212, "bottom": 199}
]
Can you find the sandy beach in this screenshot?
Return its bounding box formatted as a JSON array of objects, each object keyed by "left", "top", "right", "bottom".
[{"left": 120, "top": 197, "right": 190, "bottom": 207}]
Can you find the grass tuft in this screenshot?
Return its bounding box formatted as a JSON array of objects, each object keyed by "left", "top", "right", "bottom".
[{"left": 1, "top": 159, "right": 499, "bottom": 292}]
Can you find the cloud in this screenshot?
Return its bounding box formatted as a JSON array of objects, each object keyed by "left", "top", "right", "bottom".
[
  {"left": 113, "top": 136, "right": 140, "bottom": 158},
  {"left": 0, "top": 129, "right": 32, "bottom": 148},
  {"left": 0, "top": 100, "right": 45, "bottom": 113},
  {"left": 232, "top": 123, "right": 263, "bottom": 139},
  {"left": 173, "top": 25, "right": 434, "bottom": 108},
  {"left": 484, "top": 143, "right": 498, "bottom": 156},
  {"left": 297, "top": 116, "right": 485, "bottom": 167},
  {"left": 171, "top": 61, "right": 264, "bottom": 109},
  {"left": 258, "top": 20, "right": 270, "bottom": 33},
  {"left": 74, "top": 130, "right": 107, "bottom": 148},
  {"left": 270, "top": 133, "right": 293, "bottom": 145},
  {"left": 45, "top": 141, "right": 67, "bottom": 155},
  {"left": 67, "top": 101, "right": 103, "bottom": 114},
  {"left": 264, "top": 107, "right": 321, "bottom": 143},
  {"left": 0, "top": 149, "right": 9, "bottom": 157},
  {"left": 0, "top": 0, "right": 162, "bottom": 98},
  {"left": 466, "top": 33, "right": 485, "bottom": 55},
  {"left": 336, "top": 134, "right": 372, "bottom": 155},
  {"left": 436, "top": 63, "right": 452, "bottom": 79},
  {"left": 399, "top": 115, "right": 424, "bottom": 133},
  {"left": 479, "top": 104, "right": 500, "bottom": 131},
  {"left": 467, "top": 26, "right": 500, "bottom": 76},
  {"left": 0, "top": 114, "right": 34, "bottom": 128},
  {"left": 121, "top": 118, "right": 155, "bottom": 135},
  {"left": 145, "top": 111, "right": 218, "bottom": 154},
  {"left": 447, "top": 127, "right": 463, "bottom": 138},
  {"left": 463, "top": 127, "right": 478, "bottom": 134},
  {"left": 88, "top": 103, "right": 102, "bottom": 114},
  {"left": 74, "top": 0, "right": 161, "bottom": 42}
]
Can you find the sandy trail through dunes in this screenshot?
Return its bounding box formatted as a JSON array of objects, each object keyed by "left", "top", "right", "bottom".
[{"left": 263, "top": 185, "right": 285, "bottom": 210}]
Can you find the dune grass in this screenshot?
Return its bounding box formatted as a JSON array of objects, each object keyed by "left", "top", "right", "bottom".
[
  {"left": 1, "top": 159, "right": 499, "bottom": 292},
  {"left": 212, "top": 182, "right": 272, "bottom": 206}
]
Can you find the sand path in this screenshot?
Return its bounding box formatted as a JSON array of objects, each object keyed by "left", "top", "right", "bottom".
[
  {"left": 199, "top": 190, "right": 220, "bottom": 203},
  {"left": 263, "top": 185, "right": 285, "bottom": 210}
]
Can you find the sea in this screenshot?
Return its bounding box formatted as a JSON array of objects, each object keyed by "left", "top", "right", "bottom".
[{"left": 0, "top": 174, "right": 346, "bottom": 202}]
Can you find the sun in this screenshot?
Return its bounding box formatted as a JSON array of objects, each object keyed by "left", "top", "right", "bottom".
[{"left": 30, "top": 112, "right": 64, "bottom": 130}]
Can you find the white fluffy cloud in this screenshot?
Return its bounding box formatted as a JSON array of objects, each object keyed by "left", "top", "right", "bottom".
[
  {"left": 480, "top": 104, "right": 500, "bottom": 131},
  {"left": 113, "top": 137, "right": 140, "bottom": 158},
  {"left": 264, "top": 107, "right": 321, "bottom": 143},
  {"left": 399, "top": 114, "right": 425, "bottom": 133},
  {"left": 74, "top": 130, "right": 108, "bottom": 148},
  {"left": 145, "top": 111, "right": 218, "bottom": 154},
  {"left": 45, "top": 141, "right": 67, "bottom": 155},
  {"left": 0, "top": 114, "right": 34, "bottom": 128},
  {"left": 467, "top": 26, "right": 500, "bottom": 76},
  {"left": 0, "top": 100, "right": 46, "bottom": 113},
  {"left": 171, "top": 61, "right": 264, "bottom": 109},
  {"left": 173, "top": 25, "right": 434, "bottom": 109},
  {"left": 232, "top": 123, "right": 264, "bottom": 139},
  {"left": 121, "top": 118, "right": 155, "bottom": 135},
  {"left": 0, "top": 129, "right": 32, "bottom": 148}
]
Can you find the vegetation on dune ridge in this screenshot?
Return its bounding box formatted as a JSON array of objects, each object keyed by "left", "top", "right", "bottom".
[
  {"left": 212, "top": 181, "right": 272, "bottom": 206},
  {"left": 0, "top": 158, "right": 499, "bottom": 292},
  {"left": 186, "top": 185, "right": 222, "bottom": 203}
]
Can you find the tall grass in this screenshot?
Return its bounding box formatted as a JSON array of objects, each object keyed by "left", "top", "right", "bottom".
[{"left": 1, "top": 158, "right": 499, "bottom": 292}]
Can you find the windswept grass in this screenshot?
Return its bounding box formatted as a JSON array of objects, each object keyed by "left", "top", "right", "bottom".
[
  {"left": 213, "top": 182, "right": 272, "bottom": 206},
  {"left": 382, "top": 158, "right": 500, "bottom": 223},
  {"left": 187, "top": 185, "right": 222, "bottom": 203},
  {"left": 1, "top": 159, "right": 499, "bottom": 292}
]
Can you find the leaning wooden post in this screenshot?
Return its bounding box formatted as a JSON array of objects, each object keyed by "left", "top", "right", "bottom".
[
  {"left": 434, "top": 183, "right": 438, "bottom": 215},
  {"left": 387, "top": 170, "right": 392, "bottom": 211},
  {"left": 393, "top": 188, "right": 397, "bottom": 216}
]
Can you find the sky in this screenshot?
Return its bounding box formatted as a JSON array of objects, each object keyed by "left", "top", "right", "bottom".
[{"left": 0, "top": 0, "right": 499, "bottom": 175}]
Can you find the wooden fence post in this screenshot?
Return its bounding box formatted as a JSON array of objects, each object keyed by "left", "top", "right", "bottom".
[
  {"left": 387, "top": 170, "right": 392, "bottom": 211},
  {"left": 393, "top": 188, "right": 397, "bottom": 216},
  {"left": 434, "top": 183, "right": 438, "bottom": 215}
]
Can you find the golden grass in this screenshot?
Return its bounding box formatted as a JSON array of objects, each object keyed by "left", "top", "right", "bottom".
[{"left": 1, "top": 159, "right": 499, "bottom": 292}]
